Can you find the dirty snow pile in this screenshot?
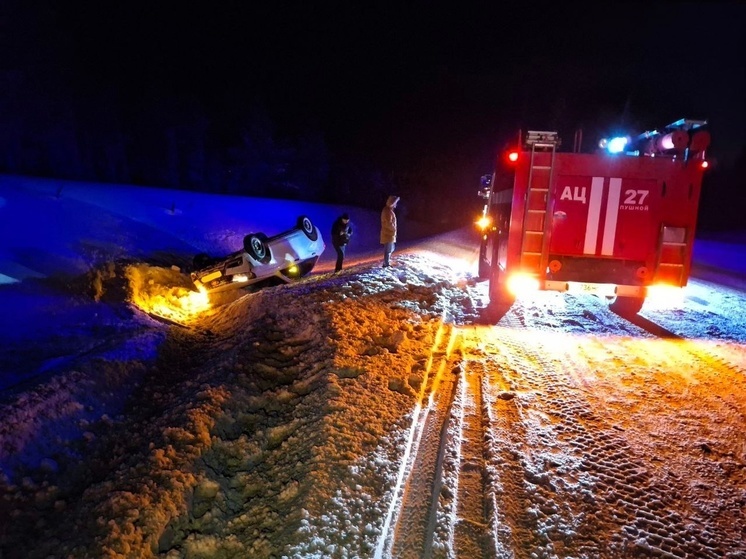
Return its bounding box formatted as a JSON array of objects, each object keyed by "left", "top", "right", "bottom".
[
  {"left": 0, "top": 254, "right": 483, "bottom": 558},
  {"left": 1, "top": 249, "right": 744, "bottom": 558}
]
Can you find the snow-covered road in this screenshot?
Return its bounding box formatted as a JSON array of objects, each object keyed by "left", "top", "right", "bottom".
[
  {"left": 372, "top": 286, "right": 746, "bottom": 558},
  {"left": 1, "top": 248, "right": 745, "bottom": 558}
]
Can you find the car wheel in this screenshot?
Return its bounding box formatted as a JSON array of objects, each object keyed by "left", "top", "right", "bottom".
[
  {"left": 243, "top": 233, "right": 271, "bottom": 264},
  {"left": 193, "top": 253, "right": 214, "bottom": 270},
  {"left": 297, "top": 215, "right": 318, "bottom": 241}
]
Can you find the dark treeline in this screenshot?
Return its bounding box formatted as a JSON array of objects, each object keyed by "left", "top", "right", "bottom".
[
  {"left": 0, "top": 83, "right": 379, "bottom": 207},
  {"left": 2, "top": 53, "right": 741, "bottom": 233},
  {"left": 0, "top": 2, "right": 742, "bottom": 231},
  {"left": 0, "top": 2, "right": 481, "bottom": 229},
  {"left": 0, "top": 75, "right": 483, "bottom": 228},
  {"left": 0, "top": 48, "right": 395, "bottom": 214}
]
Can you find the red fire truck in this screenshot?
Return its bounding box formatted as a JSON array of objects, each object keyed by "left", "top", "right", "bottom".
[{"left": 477, "top": 119, "right": 711, "bottom": 314}]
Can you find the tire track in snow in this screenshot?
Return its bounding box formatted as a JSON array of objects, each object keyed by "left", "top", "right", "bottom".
[
  {"left": 483, "top": 326, "right": 727, "bottom": 558},
  {"left": 449, "top": 340, "right": 495, "bottom": 558},
  {"left": 478, "top": 329, "right": 636, "bottom": 557},
  {"left": 612, "top": 309, "right": 746, "bottom": 376},
  {"left": 557, "top": 329, "right": 746, "bottom": 557},
  {"left": 375, "top": 321, "right": 462, "bottom": 559},
  {"left": 679, "top": 343, "right": 746, "bottom": 379},
  {"left": 469, "top": 347, "right": 533, "bottom": 558}
]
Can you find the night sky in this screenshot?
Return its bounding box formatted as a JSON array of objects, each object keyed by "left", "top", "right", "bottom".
[
  {"left": 49, "top": 3, "right": 743, "bottom": 151},
  {"left": 2, "top": 2, "right": 744, "bottom": 222}
]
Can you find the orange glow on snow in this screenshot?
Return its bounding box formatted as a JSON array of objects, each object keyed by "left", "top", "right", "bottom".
[
  {"left": 409, "top": 248, "right": 477, "bottom": 276},
  {"left": 133, "top": 285, "right": 211, "bottom": 324},
  {"left": 468, "top": 325, "right": 740, "bottom": 387},
  {"left": 125, "top": 264, "right": 212, "bottom": 324}
]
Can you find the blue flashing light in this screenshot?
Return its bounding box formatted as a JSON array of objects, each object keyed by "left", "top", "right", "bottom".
[{"left": 607, "top": 137, "right": 628, "bottom": 154}]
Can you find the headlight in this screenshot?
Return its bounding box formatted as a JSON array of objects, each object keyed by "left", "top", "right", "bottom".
[
  {"left": 507, "top": 273, "right": 540, "bottom": 295},
  {"left": 201, "top": 270, "right": 222, "bottom": 284},
  {"left": 475, "top": 216, "right": 492, "bottom": 230},
  {"left": 645, "top": 284, "right": 684, "bottom": 309}
]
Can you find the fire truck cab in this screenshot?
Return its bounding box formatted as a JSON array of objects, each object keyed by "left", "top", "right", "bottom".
[{"left": 477, "top": 119, "right": 711, "bottom": 314}]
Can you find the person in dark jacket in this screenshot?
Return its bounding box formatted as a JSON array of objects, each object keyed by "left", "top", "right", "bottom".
[{"left": 331, "top": 213, "right": 353, "bottom": 272}]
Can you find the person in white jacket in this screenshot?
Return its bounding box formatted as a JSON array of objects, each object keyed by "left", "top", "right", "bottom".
[{"left": 380, "top": 195, "right": 400, "bottom": 267}]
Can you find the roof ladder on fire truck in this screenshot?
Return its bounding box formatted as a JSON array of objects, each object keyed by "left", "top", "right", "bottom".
[{"left": 520, "top": 131, "right": 559, "bottom": 276}]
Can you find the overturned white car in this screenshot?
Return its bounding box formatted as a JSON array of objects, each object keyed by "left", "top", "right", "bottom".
[{"left": 190, "top": 215, "right": 325, "bottom": 293}]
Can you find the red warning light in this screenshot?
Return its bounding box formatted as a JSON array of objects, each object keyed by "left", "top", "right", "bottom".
[
  {"left": 507, "top": 151, "right": 519, "bottom": 163},
  {"left": 700, "top": 160, "right": 709, "bottom": 169}
]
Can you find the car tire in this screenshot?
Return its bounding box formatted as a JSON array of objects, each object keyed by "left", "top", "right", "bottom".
[
  {"left": 297, "top": 215, "right": 318, "bottom": 241},
  {"left": 243, "top": 233, "right": 271, "bottom": 264},
  {"left": 193, "top": 253, "right": 214, "bottom": 270}
]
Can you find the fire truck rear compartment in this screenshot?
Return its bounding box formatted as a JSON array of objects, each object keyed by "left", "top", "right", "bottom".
[{"left": 545, "top": 255, "right": 644, "bottom": 285}]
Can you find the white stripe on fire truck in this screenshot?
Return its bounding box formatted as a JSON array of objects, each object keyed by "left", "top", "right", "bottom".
[
  {"left": 583, "top": 177, "right": 604, "bottom": 254},
  {"left": 601, "top": 177, "right": 622, "bottom": 256}
]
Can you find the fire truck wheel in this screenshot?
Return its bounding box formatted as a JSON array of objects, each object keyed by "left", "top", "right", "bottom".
[
  {"left": 488, "top": 286, "right": 515, "bottom": 313},
  {"left": 609, "top": 296, "right": 644, "bottom": 315},
  {"left": 486, "top": 297, "right": 513, "bottom": 322},
  {"left": 478, "top": 258, "right": 490, "bottom": 280}
]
